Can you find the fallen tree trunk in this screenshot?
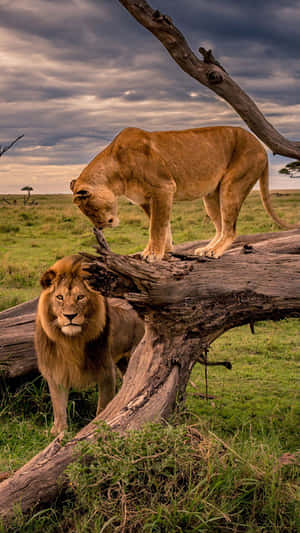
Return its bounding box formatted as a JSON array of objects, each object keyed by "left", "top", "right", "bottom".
[
  {"left": 0, "top": 230, "right": 298, "bottom": 380},
  {"left": 0, "top": 298, "right": 38, "bottom": 379},
  {"left": 0, "top": 229, "right": 299, "bottom": 521}
]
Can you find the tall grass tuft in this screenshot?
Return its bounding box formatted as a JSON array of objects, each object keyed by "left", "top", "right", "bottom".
[{"left": 3, "top": 423, "right": 298, "bottom": 532}]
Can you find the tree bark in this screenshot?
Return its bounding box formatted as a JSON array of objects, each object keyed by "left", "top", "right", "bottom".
[
  {"left": 0, "top": 298, "right": 38, "bottom": 379},
  {"left": 0, "top": 229, "right": 299, "bottom": 521},
  {"left": 118, "top": 0, "right": 300, "bottom": 160}
]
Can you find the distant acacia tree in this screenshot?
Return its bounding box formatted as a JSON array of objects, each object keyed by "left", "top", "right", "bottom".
[
  {"left": 21, "top": 185, "right": 33, "bottom": 200},
  {"left": 279, "top": 161, "right": 300, "bottom": 179}
]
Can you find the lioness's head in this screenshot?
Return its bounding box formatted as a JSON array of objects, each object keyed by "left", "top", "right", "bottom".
[
  {"left": 70, "top": 179, "right": 119, "bottom": 229},
  {"left": 38, "top": 255, "right": 106, "bottom": 341}
]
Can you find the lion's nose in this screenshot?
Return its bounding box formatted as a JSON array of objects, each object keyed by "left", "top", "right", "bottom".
[{"left": 63, "top": 313, "right": 78, "bottom": 322}]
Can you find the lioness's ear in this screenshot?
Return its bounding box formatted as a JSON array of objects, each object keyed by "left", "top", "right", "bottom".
[
  {"left": 75, "top": 189, "right": 91, "bottom": 198},
  {"left": 70, "top": 179, "right": 76, "bottom": 192},
  {"left": 40, "top": 269, "right": 56, "bottom": 289},
  {"left": 73, "top": 189, "right": 91, "bottom": 204}
]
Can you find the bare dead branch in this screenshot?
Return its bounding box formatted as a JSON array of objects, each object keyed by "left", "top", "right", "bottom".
[
  {"left": 0, "top": 134, "right": 24, "bottom": 157},
  {"left": 118, "top": 0, "right": 300, "bottom": 159}
]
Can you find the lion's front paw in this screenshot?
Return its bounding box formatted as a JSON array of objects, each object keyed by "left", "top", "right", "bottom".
[{"left": 51, "top": 423, "right": 67, "bottom": 436}]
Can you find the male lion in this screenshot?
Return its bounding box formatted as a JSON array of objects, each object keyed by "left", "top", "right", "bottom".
[
  {"left": 70, "top": 126, "right": 295, "bottom": 260},
  {"left": 35, "top": 254, "right": 144, "bottom": 435}
]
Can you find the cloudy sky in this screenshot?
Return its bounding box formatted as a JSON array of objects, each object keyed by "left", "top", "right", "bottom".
[{"left": 0, "top": 0, "right": 300, "bottom": 193}]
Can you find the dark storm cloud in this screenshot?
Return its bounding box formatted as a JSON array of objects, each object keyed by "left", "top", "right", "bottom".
[
  {"left": 0, "top": 0, "right": 299, "bottom": 192},
  {"left": 160, "top": 0, "right": 300, "bottom": 56}
]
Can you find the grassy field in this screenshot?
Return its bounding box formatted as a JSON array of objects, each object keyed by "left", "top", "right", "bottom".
[{"left": 0, "top": 192, "right": 299, "bottom": 532}]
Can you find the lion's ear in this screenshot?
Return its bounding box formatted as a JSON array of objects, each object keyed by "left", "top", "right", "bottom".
[
  {"left": 70, "top": 179, "right": 76, "bottom": 192},
  {"left": 40, "top": 269, "right": 56, "bottom": 289},
  {"left": 82, "top": 279, "right": 99, "bottom": 295}
]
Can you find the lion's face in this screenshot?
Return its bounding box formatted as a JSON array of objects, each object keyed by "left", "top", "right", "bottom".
[
  {"left": 49, "top": 278, "right": 92, "bottom": 336},
  {"left": 39, "top": 255, "right": 106, "bottom": 341},
  {"left": 71, "top": 181, "right": 119, "bottom": 229}
]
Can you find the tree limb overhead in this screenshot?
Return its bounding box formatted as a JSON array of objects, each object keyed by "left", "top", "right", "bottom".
[
  {"left": 0, "top": 134, "right": 24, "bottom": 157},
  {"left": 118, "top": 0, "right": 300, "bottom": 159}
]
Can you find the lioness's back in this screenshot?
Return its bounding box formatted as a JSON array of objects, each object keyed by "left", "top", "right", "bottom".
[{"left": 111, "top": 126, "right": 266, "bottom": 197}]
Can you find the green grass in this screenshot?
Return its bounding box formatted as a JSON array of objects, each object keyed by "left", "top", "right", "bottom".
[
  {"left": 0, "top": 192, "right": 299, "bottom": 531},
  {"left": 0, "top": 191, "right": 299, "bottom": 310}
]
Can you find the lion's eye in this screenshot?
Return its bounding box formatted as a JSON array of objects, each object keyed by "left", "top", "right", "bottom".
[
  {"left": 77, "top": 294, "right": 85, "bottom": 301},
  {"left": 56, "top": 294, "right": 64, "bottom": 301}
]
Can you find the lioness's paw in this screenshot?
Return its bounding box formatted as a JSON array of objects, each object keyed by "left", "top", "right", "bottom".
[
  {"left": 195, "top": 247, "right": 219, "bottom": 258},
  {"left": 194, "top": 246, "right": 206, "bottom": 257},
  {"left": 141, "top": 248, "right": 164, "bottom": 262},
  {"left": 194, "top": 246, "right": 215, "bottom": 257}
]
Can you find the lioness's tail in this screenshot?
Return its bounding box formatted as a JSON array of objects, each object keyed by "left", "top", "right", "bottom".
[{"left": 259, "top": 162, "right": 299, "bottom": 229}]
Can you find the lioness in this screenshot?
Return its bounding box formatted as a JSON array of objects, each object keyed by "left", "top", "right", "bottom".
[
  {"left": 71, "top": 126, "right": 294, "bottom": 260},
  {"left": 35, "top": 254, "right": 144, "bottom": 435}
]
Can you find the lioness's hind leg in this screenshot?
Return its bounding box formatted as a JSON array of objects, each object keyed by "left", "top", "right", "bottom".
[
  {"left": 195, "top": 190, "right": 221, "bottom": 256},
  {"left": 206, "top": 167, "right": 259, "bottom": 258}
]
